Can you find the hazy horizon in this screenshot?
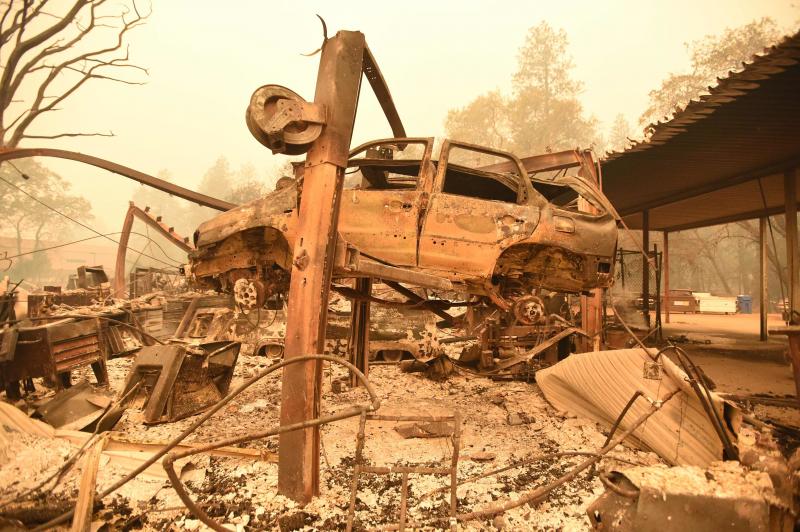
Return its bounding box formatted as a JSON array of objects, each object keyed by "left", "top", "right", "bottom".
[{"left": 7, "top": 0, "right": 800, "bottom": 235}]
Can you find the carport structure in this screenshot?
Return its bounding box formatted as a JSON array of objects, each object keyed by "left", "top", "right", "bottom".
[{"left": 601, "top": 30, "right": 800, "bottom": 341}]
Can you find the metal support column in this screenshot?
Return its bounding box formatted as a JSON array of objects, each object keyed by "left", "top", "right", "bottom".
[
  {"left": 663, "top": 231, "right": 670, "bottom": 325},
  {"left": 760, "top": 217, "right": 769, "bottom": 341},
  {"left": 642, "top": 210, "right": 651, "bottom": 329},
  {"left": 348, "top": 277, "right": 372, "bottom": 387},
  {"left": 579, "top": 184, "right": 603, "bottom": 351},
  {"left": 787, "top": 169, "right": 799, "bottom": 325},
  {"left": 278, "top": 31, "right": 366, "bottom": 503}
]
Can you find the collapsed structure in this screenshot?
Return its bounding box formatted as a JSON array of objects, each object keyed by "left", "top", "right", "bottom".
[{"left": 0, "top": 25, "right": 799, "bottom": 532}]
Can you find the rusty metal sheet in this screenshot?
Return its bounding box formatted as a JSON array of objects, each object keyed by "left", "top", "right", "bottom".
[
  {"left": 537, "top": 348, "right": 735, "bottom": 467},
  {"left": 588, "top": 462, "right": 792, "bottom": 531},
  {"left": 35, "top": 381, "right": 115, "bottom": 432}
]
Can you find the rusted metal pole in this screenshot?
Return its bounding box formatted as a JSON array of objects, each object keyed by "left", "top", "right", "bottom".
[
  {"left": 760, "top": 217, "right": 768, "bottom": 341},
  {"left": 278, "top": 31, "right": 366, "bottom": 503},
  {"left": 642, "top": 210, "right": 651, "bottom": 329},
  {"left": 579, "top": 158, "right": 603, "bottom": 351},
  {"left": 348, "top": 277, "right": 372, "bottom": 387},
  {"left": 663, "top": 231, "right": 670, "bottom": 325},
  {"left": 114, "top": 204, "right": 136, "bottom": 297},
  {"left": 114, "top": 202, "right": 194, "bottom": 297},
  {"left": 786, "top": 169, "right": 799, "bottom": 325}
]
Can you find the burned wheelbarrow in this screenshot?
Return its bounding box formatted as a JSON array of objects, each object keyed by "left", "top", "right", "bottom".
[{"left": 122, "top": 341, "right": 240, "bottom": 424}]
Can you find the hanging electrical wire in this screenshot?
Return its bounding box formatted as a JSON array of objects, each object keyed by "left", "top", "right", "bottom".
[
  {"left": 0, "top": 170, "right": 181, "bottom": 269},
  {"left": 0, "top": 230, "right": 185, "bottom": 265}
]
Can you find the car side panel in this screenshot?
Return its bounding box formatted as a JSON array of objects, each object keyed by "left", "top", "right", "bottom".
[
  {"left": 338, "top": 189, "right": 423, "bottom": 267},
  {"left": 417, "top": 193, "right": 539, "bottom": 277}
]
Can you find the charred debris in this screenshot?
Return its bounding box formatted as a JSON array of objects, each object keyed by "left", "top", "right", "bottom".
[{"left": 1, "top": 27, "right": 799, "bottom": 532}]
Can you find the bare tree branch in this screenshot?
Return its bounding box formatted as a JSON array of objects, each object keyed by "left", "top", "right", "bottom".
[
  {"left": 0, "top": 1, "right": 18, "bottom": 45},
  {"left": 22, "top": 130, "right": 114, "bottom": 139},
  {"left": 0, "top": 0, "right": 149, "bottom": 146},
  {"left": 3, "top": 1, "right": 102, "bottom": 113}
]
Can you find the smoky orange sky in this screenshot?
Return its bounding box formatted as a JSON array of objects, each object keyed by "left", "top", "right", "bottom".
[{"left": 13, "top": 0, "right": 800, "bottom": 234}]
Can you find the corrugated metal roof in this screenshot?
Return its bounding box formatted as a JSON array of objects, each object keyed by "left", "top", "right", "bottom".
[{"left": 601, "top": 30, "right": 800, "bottom": 231}]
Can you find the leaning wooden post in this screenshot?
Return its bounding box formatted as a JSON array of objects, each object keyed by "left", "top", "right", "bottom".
[{"left": 278, "top": 31, "right": 366, "bottom": 503}]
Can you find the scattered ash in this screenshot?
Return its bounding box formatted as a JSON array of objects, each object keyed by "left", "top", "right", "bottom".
[{"left": 3, "top": 356, "right": 667, "bottom": 531}]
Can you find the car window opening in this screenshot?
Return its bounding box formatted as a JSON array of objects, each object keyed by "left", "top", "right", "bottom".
[
  {"left": 531, "top": 179, "right": 605, "bottom": 214},
  {"left": 344, "top": 161, "right": 421, "bottom": 190},
  {"left": 442, "top": 165, "right": 518, "bottom": 202},
  {"left": 346, "top": 140, "right": 428, "bottom": 191},
  {"left": 442, "top": 145, "right": 522, "bottom": 203}
]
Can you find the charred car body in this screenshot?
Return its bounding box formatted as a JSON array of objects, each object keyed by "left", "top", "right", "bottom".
[{"left": 188, "top": 137, "right": 618, "bottom": 315}]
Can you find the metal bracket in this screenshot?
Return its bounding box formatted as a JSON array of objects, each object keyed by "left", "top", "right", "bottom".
[
  {"left": 255, "top": 99, "right": 326, "bottom": 152},
  {"left": 246, "top": 84, "right": 327, "bottom": 155}
]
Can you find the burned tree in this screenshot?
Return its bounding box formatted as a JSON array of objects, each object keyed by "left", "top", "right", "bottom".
[{"left": 0, "top": 0, "right": 149, "bottom": 147}]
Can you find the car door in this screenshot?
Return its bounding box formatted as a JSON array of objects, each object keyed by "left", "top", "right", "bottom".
[
  {"left": 338, "top": 139, "right": 433, "bottom": 267},
  {"left": 417, "top": 141, "right": 540, "bottom": 277}
]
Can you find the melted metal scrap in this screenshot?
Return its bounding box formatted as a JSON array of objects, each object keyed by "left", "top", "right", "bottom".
[
  {"left": 588, "top": 461, "right": 794, "bottom": 531},
  {"left": 122, "top": 341, "right": 240, "bottom": 424}
]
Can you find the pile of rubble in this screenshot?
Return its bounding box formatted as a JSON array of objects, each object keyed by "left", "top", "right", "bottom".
[{"left": 1, "top": 331, "right": 798, "bottom": 531}]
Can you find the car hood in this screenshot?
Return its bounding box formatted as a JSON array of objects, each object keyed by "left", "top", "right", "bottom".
[{"left": 193, "top": 182, "right": 298, "bottom": 249}]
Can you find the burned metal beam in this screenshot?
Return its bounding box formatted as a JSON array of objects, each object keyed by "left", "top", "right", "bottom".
[
  {"left": 760, "top": 218, "right": 768, "bottom": 341},
  {"left": 642, "top": 210, "right": 651, "bottom": 329},
  {"left": 382, "top": 280, "right": 455, "bottom": 324},
  {"left": 362, "top": 46, "right": 406, "bottom": 139},
  {"left": 278, "top": 30, "right": 367, "bottom": 503},
  {"left": 787, "top": 168, "right": 799, "bottom": 324},
  {"left": 0, "top": 148, "right": 235, "bottom": 211},
  {"left": 114, "top": 202, "right": 194, "bottom": 296},
  {"left": 664, "top": 231, "right": 670, "bottom": 325},
  {"left": 348, "top": 278, "right": 372, "bottom": 387}
]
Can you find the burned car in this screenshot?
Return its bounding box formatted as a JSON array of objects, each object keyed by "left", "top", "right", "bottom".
[{"left": 188, "top": 138, "right": 618, "bottom": 313}]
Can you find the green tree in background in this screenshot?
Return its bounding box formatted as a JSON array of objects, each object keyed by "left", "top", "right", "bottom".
[
  {"left": 445, "top": 22, "right": 598, "bottom": 156},
  {"left": 639, "top": 18, "right": 781, "bottom": 127}
]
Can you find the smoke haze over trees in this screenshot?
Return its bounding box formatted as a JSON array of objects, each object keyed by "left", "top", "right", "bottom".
[
  {"left": 639, "top": 18, "right": 781, "bottom": 127},
  {"left": 445, "top": 22, "right": 599, "bottom": 156},
  {"left": 446, "top": 17, "right": 794, "bottom": 305}
]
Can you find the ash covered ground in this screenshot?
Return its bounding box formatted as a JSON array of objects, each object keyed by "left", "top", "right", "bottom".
[{"left": 2, "top": 351, "right": 665, "bottom": 531}]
